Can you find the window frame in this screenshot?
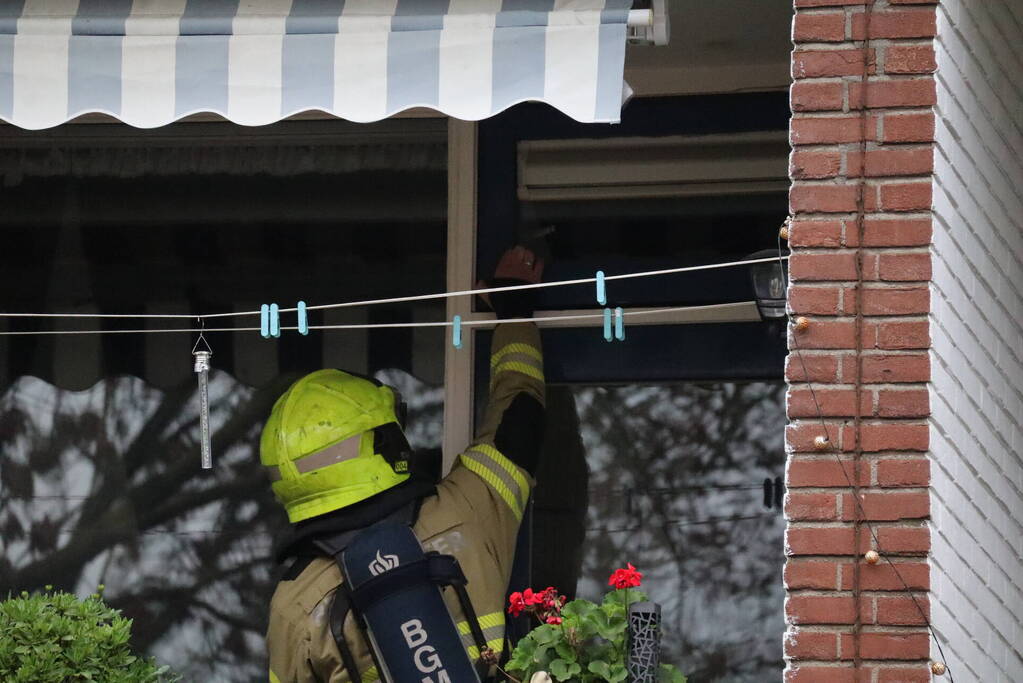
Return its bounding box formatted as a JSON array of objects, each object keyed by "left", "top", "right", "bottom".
[{"left": 441, "top": 118, "right": 775, "bottom": 470}]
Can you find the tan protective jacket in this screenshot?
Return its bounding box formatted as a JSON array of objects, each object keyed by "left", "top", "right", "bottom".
[{"left": 267, "top": 323, "right": 544, "bottom": 683}]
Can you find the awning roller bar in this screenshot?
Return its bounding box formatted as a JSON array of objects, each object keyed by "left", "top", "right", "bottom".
[{"left": 627, "top": 10, "right": 653, "bottom": 28}]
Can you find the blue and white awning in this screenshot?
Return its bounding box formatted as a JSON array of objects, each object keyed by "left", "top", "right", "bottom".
[{"left": 0, "top": 0, "right": 633, "bottom": 130}]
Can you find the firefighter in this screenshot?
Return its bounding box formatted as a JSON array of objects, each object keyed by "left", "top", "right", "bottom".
[{"left": 264, "top": 246, "right": 546, "bottom": 683}]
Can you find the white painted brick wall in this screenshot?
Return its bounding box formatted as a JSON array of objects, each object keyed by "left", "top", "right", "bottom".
[{"left": 931, "top": 1, "right": 1023, "bottom": 681}]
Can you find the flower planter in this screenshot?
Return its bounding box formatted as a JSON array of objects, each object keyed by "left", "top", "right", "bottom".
[{"left": 503, "top": 565, "right": 686, "bottom": 683}]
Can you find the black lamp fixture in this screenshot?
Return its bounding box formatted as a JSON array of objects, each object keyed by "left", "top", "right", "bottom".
[{"left": 748, "top": 248, "right": 789, "bottom": 320}]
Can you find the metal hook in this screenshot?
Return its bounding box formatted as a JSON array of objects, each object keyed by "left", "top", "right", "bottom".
[{"left": 191, "top": 317, "right": 213, "bottom": 355}]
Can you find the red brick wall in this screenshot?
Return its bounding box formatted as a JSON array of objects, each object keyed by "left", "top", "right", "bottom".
[{"left": 785, "top": 1, "right": 936, "bottom": 680}]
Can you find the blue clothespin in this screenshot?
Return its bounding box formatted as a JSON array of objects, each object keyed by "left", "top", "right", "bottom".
[
  {"left": 297, "top": 301, "right": 308, "bottom": 335},
  {"left": 269, "top": 303, "right": 281, "bottom": 338},
  {"left": 260, "top": 304, "right": 270, "bottom": 339},
  {"left": 603, "top": 308, "right": 613, "bottom": 342},
  {"left": 614, "top": 307, "right": 625, "bottom": 341},
  {"left": 596, "top": 270, "right": 607, "bottom": 306},
  {"left": 452, "top": 315, "right": 463, "bottom": 349}
]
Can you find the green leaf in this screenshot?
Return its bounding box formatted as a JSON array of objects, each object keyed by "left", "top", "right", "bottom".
[
  {"left": 588, "top": 660, "right": 613, "bottom": 681},
  {"left": 549, "top": 658, "right": 582, "bottom": 681},
  {"left": 532, "top": 624, "right": 560, "bottom": 645},
  {"left": 506, "top": 637, "right": 537, "bottom": 674},
  {"left": 568, "top": 615, "right": 597, "bottom": 641},
  {"left": 658, "top": 664, "right": 686, "bottom": 683},
  {"left": 532, "top": 644, "right": 555, "bottom": 669},
  {"left": 602, "top": 588, "right": 649, "bottom": 609},
  {"left": 554, "top": 641, "right": 576, "bottom": 662},
  {"left": 561, "top": 599, "right": 598, "bottom": 620},
  {"left": 607, "top": 664, "right": 629, "bottom": 682},
  {"left": 590, "top": 609, "right": 626, "bottom": 642},
  {"left": 512, "top": 637, "right": 537, "bottom": 658}
]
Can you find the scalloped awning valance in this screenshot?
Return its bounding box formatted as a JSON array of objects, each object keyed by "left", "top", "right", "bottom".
[{"left": 0, "top": 0, "right": 632, "bottom": 131}]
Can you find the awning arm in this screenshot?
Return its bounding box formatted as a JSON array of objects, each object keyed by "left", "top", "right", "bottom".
[{"left": 627, "top": 0, "right": 670, "bottom": 46}]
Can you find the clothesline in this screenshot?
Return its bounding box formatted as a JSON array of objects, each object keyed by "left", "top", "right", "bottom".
[
  {"left": 0, "top": 255, "right": 787, "bottom": 323},
  {"left": 0, "top": 304, "right": 743, "bottom": 336}
]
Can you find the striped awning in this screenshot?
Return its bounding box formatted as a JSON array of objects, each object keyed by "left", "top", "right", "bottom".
[{"left": 0, "top": 0, "right": 633, "bottom": 131}]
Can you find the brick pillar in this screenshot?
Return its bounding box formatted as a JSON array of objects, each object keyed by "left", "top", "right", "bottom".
[{"left": 785, "top": 1, "right": 937, "bottom": 681}]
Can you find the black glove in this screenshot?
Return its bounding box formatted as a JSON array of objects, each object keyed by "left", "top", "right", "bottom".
[{"left": 488, "top": 278, "right": 538, "bottom": 320}]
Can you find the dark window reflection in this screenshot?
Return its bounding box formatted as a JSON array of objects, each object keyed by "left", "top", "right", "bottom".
[
  {"left": 519, "top": 194, "right": 790, "bottom": 311},
  {"left": 531, "top": 383, "right": 786, "bottom": 682},
  {"left": 476, "top": 95, "right": 792, "bottom": 311},
  {"left": 0, "top": 370, "right": 442, "bottom": 682}
]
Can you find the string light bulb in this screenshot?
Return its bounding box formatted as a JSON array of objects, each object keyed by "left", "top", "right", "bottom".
[
  {"left": 813, "top": 435, "right": 830, "bottom": 451},
  {"left": 794, "top": 316, "right": 810, "bottom": 332},
  {"left": 931, "top": 661, "right": 946, "bottom": 676},
  {"left": 864, "top": 550, "right": 880, "bottom": 565},
  {"left": 779, "top": 216, "right": 792, "bottom": 241}
]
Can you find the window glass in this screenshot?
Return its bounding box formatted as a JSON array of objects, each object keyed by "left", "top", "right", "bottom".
[
  {"left": 0, "top": 119, "right": 447, "bottom": 682},
  {"left": 529, "top": 382, "right": 786, "bottom": 682},
  {"left": 518, "top": 194, "right": 789, "bottom": 310},
  {"left": 473, "top": 97, "right": 790, "bottom": 681},
  {"left": 1, "top": 369, "right": 443, "bottom": 681}
]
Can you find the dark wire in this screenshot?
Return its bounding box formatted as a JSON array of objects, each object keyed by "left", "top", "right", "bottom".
[
  {"left": 780, "top": 232, "right": 954, "bottom": 680},
  {"left": 591, "top": 514, "right": 772, "bottom": 535},
  {"left": 18, "top": 484, "right": 768, "bottom": 502}
]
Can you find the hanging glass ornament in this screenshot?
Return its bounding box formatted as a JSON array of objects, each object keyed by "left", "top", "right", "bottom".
[{"left": 192, "top": 323, "right": 213, "bottom": 470}]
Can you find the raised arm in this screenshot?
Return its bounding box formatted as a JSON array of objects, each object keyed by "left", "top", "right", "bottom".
[
  {"left": 439, "top": 247, "right": 547, "bottom": 589},
  {"left": 451, "top": 247, "right": 547, "bottom": 526},
  {"left": 471, "top": 247, "right": 546, "bottom": 477}
]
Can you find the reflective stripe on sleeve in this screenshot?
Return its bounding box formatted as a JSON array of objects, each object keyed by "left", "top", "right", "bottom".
[
  {"left": 491, "top": 359, "right": 544, "bottom": 384},
  {"left": 491, "top": 343, "right": 542, "bottom": 368},
  {"left": 460, "top": 444, "right": 529, "bottom": 520},
  {"left": 468, "top": 635, "right": 507, "bottom": 661},
  {"left": 490, "top": 342, "right": 544, "bottom": 387},
  {"left": 458, "top": 611, "right": 506, "bottom": 660},
  {"left": 269, "top": 671, "right": 281, "bottom": 683}
]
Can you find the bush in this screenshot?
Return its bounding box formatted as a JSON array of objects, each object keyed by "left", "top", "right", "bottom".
[{"left": 0, "top": 586, "right": 178, "bottom": 683}]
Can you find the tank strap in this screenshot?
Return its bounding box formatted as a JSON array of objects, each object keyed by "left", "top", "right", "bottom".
[
  {"left": 451, "top": 577, "right": 492, "bottom": 679},
  {"left": 327, "top": 586, "right": 363, "bottom": 683}
]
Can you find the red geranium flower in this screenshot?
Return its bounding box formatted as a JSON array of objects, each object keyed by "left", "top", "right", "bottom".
[
  {"left": 545, "top": 615, "right": 563, "bottom": 625},
  {"left": 539, "top": 587, "right": 560, "bottom": 610},
  {"left": 511, "top": 586, "right": 567, "bottom": 622},
  {"left": 507, "top": 591, "right": 527, "bottom": 617},
  {"left": 608, "top": 563, "right": 643, "bottom": 589},
  {"left": 522, "top": 588, "right": 543, "bottom": 606}
]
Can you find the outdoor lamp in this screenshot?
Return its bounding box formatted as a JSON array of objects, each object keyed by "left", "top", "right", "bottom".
[{"left": 748, "top": 249, "right": 789, "bottom": 320}]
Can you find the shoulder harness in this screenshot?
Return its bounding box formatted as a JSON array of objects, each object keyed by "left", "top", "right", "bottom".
[{"left": 307, "top": 500, "right": 492, "bottom": 683}]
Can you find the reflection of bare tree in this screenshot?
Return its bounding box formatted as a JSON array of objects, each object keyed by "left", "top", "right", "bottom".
[
  {"left": 543, "top": 383, "right": 787, "bottom": 683},
  {"left": 2, "top": 374, "right": 782, "bottom": 681},
  {"left": 1, "top": 372, "right": 294, "bottom": 680},
  {"left": 0, "top": 370, "right": 443, "bottom": 682}
]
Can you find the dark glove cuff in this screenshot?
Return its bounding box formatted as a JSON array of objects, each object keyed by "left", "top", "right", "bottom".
[{"left": 489, "top": 278, "right": 537, "bottom": 320}]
